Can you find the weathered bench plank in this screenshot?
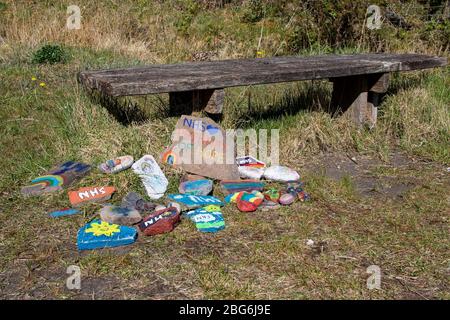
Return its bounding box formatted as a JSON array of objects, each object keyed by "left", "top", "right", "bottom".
[{"left": 78, "top": 53, "right": 447, "bottom": 97}]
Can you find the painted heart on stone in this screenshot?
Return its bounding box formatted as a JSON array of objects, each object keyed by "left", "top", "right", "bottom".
[{"left": 77, "top": 219, "right": 137, "bottom": 250}]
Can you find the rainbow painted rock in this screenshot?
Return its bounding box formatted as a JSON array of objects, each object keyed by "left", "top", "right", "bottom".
[
  {"left": 279, "top": 193, "right": 295, "bottom": 205},
  {"left": 68, "top": 186, "right": 116, "bottom": 207},
  {"left": 99, "top": 205, "right": 142, "bottom": 225},
  {"left": 138, "top": 207, "right": 180, "bottom": 236},
  {"left": 77, "top": 220, "right": 137, "bottom": 250},
  {"left": 236, "top": 191, "right": 264, "bottom": 212},
  {"left": 179, "top": 179, "right": 213, "bottom": 196},
  {"left": 21, "top": 161, "right": 91, "bottom": 196},
  {"left": 98, "top": 155, "right": 134, "bottom": 174}
]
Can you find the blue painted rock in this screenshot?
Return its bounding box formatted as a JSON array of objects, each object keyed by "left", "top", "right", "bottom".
[
  {"left": 21, "top": 161, "right": 91, "bottom": 196},
  {"left": 77, "top": 220, "right": 138, "bottom": 250},
  {"left": 121, "top": 192, "right": 157, "bottom": 213},
  {"left": 220, "top": 180, "right": 265, "bottom": 194},
  {"left": 167, "top": 194, "right": 223, "bottom": 208},
  {"left": 279, "top": 193, "right": 296, "bottom": 205},
  {"left": 138, "top": 207, "right": 180, "bottom": 236},
  {"left": 99, "top": 205, "right": 142, "bottom": 225},
  {"left": 49, "top": 208, "right": 81, "bottom": 218},
  {"left": 179, "top": 179, "right": 213, "bottom": 196},
  {"left": 98, "top": 155, "right": 134, "bottom": 174},
  {"left": 263, "top": 165, "right": 300, "bottom": 182}
]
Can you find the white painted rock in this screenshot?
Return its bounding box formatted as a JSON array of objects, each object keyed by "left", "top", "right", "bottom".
[
  {"left": 263, "top": 165, "right": 300, "bottom": 182},
  {"left": 238, "top": 166, "right": 265, "bottom": 180},
  {"left": 132, "top": 155, "right": 168, "bottom": 199}
]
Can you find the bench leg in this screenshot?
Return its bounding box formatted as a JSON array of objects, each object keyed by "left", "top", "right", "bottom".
[
  {"left": 330, "top": 73, "right": 389, "bottom": 127},
  {"left": 169, "top": 89, "right": 224, "bottom": 117}
]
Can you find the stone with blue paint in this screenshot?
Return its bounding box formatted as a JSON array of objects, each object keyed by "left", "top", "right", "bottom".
[
  {"left": 99, "top": 205, "right": 142, "bottom": 225},
  {"left": 179, "top": 179, "right": 213, "bottom": 196},
  {"left": 167, "top": 194, "right": 223, "bottom": 208},
  {"left": 49, "top": 208, "right": 81, "bottom": 218},
  {"left": 77, "top": 219, "right": 138, "bottom": 250}
]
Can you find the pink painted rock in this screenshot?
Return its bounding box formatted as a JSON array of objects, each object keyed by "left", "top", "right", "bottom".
[{"left": 279, "top": 193, "right": 295, "bottom": 205}]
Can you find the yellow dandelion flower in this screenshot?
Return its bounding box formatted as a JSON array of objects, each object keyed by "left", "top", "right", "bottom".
[
  {"left": 39, "top": 82, "right": 46, "bottom": 87},
  {"left": 31, "top": 76, "right": 37, "bottom": 81},
  {"left": 85, "top": 221, "right": 120, "bottom": 237}
]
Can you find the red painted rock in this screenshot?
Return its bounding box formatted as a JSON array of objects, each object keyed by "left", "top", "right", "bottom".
[
  {"left": 138, "top": 207, "right": 180, "bottom": 236},
  {"left": 68, "top": 186, "right": 116, "bottom": 207}
]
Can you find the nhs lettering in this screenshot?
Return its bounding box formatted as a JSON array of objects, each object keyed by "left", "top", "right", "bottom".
[
  {"left": 78, "top": 187, "right": 106, "bottom": 199},
  {"left": 68, "top": 186, "right": 116, "bottom": 206},
  {"left": 183, "top": 118, "right": 220, "bottom": 135}
]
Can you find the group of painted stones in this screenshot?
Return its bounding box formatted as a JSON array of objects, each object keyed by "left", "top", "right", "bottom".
[{"left": 21, "top": 122, "right": 309, "bottom": 251}]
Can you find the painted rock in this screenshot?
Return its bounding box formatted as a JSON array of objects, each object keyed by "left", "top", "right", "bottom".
[
  {"left": 224, "top": 192, "right": 241, "bottom": 204},
  {"left": 263, "top": 165, "right": 300, "bottom": 182},
  {"left": 121, "top": 192, "right": 157, "bottom": 213},
  {"left": 21, "top": 161, "right": 91, "bottom": 196},
  {"left": 138, "top": 207, "right": 180, "bottom": 236},
  {"left": 236, "top": 191, "right": 264, "bottom": 212},
  {"left": 220, "top": 180, "right": 265, "bottom": 194},
  {"left": 99, "top": 205, "right": 142, "bottom": 225},
  {"left": 238, "top": 166, "right": 265, "bottom": 180},
  {"left": 279, "top": 193, "right": 295, "bottom": 205},
  {"left": 68, "top": 186, "right": 116, "bottom": 207},
  {"left": 77, "top": 219, "right": 137, "bottom": 250},
  {"left": 264, "top": 189, "right": 280, "bottom": 203},
  {"left": 49, "top": 208, "right": 81, "bottom": 218},
  {"left": 236, "top": 155, "right": 265, "bottom": 168},
  {"left": 98, "top": 155, "right": 134, "bottom": 174},
  {"left": 260, "top": 199, "right": 281, "bottom": 211},
  {"left": 167, "top": 194, "right": 223, "bottom": 209},
  {"left": 287, "top": 182, "right": 311, "bottom": 202},
  {"left": 185, "top": 205, "right": 225, "bottom": 233},
  {"left": 179, "top": 179, "right": 213, "bottom": 196},
  {"left": 132, "top": 155, "right": 168, "bottom": 199}
]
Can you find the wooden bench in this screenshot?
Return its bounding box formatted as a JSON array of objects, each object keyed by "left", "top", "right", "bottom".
[{"left": 78, "top": 53, "right": 447, "bottom": 126}]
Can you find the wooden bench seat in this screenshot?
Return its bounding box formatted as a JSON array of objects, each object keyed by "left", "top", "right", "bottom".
[{"left": 78, "top": 53, "right": 447, "bottom": 126}]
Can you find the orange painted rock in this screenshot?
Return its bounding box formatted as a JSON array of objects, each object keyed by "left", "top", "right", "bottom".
[{"left": 68, "top": 186, "right": 116, "bottom": 207}]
